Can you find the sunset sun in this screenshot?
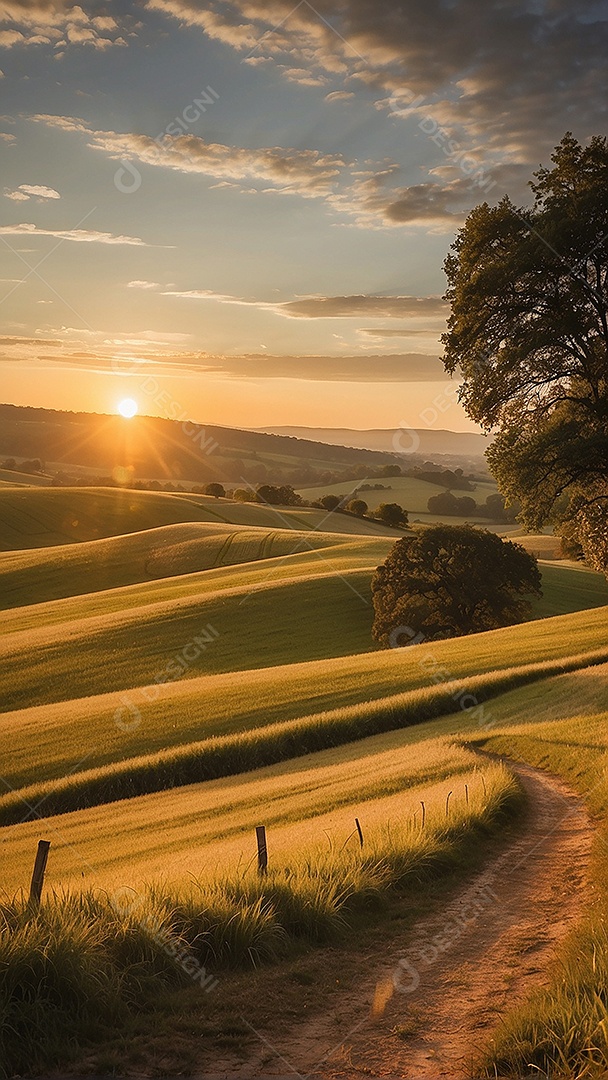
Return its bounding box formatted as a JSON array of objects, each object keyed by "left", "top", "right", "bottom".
[{"left": 117, "top": 398, "right": 138, "bottom": 418}]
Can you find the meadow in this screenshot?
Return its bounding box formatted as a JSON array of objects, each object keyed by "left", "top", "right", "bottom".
[
  {"left": 2, "top": 484, "right": 608, "bottom": 1078},
  {"left": 298, "top": 473, "right": 506, "bottom": 526},
  {"left": 0, "top": 486, "right": 399, "bottom": 552}
]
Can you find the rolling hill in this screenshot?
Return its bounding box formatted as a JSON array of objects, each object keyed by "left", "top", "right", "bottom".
[
  {"left": 0, "top": 404, "right": 408, "bottom": 487},
  {"left": 259, "top": 425, "right": 490, "bottom": 459}
]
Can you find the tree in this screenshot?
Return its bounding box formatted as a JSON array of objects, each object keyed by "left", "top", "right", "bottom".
[
  {"left": 427, "top": 491, "right": 477, "bottom": 516},
  {"left": 372, "top": 502, "right": 408, "bottom": 527},
  {"left": 347, "top": 498, "right": 368, "bottom": 516},
  {"left": 372, "top": 526, "right": 542, "bottom": 646},
  {"left": 318, "top": 494, "right": 342, "bottom": 511},
  {"left": 428, "top": 491, "right": 459, "bottom": 516},
  {"left": 204, "top": 482, "right": 225, "bottom": 498},
  {"left": 442, "top": 133, "right": 608, "bottom": 571},
  {"left": 255, "top": 484, "right": 302, "bottom": 506}
]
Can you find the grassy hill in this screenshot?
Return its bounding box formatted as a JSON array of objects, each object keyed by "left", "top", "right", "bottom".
[
  {"left": 2, "top": 594, "right": 608, "bottom": 797},
  {"left": 0, "top": 721, "right": 511, "bottom": 894},
  {"left": 2, "top": 502, "right": 607, "bottom": 717},
  {"left": 0, "top": 485, "right": 400, "bottom": 552},
  {"left": 298, "top": 474, "right": 509, "bottom": 528},
  {"left": 0, "top": 518, "right": 394, "bottom": 608},
  {"left": 0, "top": 403, "right": 405, "bottom": 487},
  {"left": 3, "top": 656, "right": 607, "bottom": 894}
]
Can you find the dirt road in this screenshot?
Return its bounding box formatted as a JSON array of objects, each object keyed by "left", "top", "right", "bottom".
[{"left": 204, "top": 758, "right": 592, "bottom": 1079}]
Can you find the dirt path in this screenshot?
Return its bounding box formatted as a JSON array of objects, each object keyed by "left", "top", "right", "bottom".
[{"left": 202, "top": 758, "right": 593, "bottom": 1080}]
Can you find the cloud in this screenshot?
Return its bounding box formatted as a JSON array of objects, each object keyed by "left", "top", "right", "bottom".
[
  {"left": 0, "top": 223, "right": 146, "bottom": 244},
  {"left": 127, "top": 279, "right": 161, "bottom": 289},
  {"left": 358, "top": 327, "right": 442, "bottom": 338},
  {"left": 30, "top": 113, "right": 495, "bottom": 229},
  {"left": 0, "top": 334, "right": 61, "bottom": 346},
  {"left": 0, "top": 326, "right": 194, "bottom": 372},
  {"left": 275, "top": 295, "right": 447, "bottom": 319},
  {"left": 146, "top": 0, "right": 608, "bottom": 164},
  {"left": 4, "top": 183, "right": 60, "bottom": 201},
  {"left": 33, "top": 113, "right": 346, "bottom": 197},
  {"left": 198, "top": 352, "right": 448, "bottom": 381},
  {"left": 331, "top": 168, "right": 476, "bottom": 230},
  {"left": 160, "top": 288, "right": 448, "bottom": 321},
  {"left": 0, "top": 132, "right": 15, "bottom": 142},
  {"left": 20, "top": 183, "right": 60, "bottom": 198},
  {"left": 325, "top": 90, "right": 354, "bottom": 102},
  {"left": 0, "top": 1, "right": 126, "bottom": 50},
  {"left": 0, "top": 332, "right": 449, "bottom": 382}
]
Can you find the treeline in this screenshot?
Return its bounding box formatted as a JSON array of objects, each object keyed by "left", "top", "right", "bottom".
[
  {"left": 43, "top": 460, "right": 481, "bottom": 492},
  {"left": 427, "top": 491, "right": 519, "bottom": 522},
  {"left": 1, "top": 457, "right": 44, "bottom": 475},
  {"left": 203, "top": 483, "right": 409, "bottom": 528}
]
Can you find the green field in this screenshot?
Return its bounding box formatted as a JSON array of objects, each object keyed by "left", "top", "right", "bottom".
[
  {"left": 3, "top": 484, "right": 608, "bottom": 1078},
  {"left": 0, "top": 485, "right": 400, "bottom": 551},
  {"left": 298, "top": 473, "right": 503, "bottom": 525}
]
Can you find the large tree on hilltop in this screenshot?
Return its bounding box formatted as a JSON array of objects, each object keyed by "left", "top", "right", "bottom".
[
  {"left": 371, "top": 525, "right": 541, "bottom": 646},
  {"left": 442, "top": 133, "right": 608, "bottom": 572}
]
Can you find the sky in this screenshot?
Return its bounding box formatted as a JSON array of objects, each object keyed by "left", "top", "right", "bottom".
[{"left": 0, "top": 0, "right": 606, "bottom": 433}]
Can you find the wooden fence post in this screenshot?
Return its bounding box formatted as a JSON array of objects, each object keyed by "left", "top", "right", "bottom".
[
  {"left": 255, "top": 826, "right": 268, "bottom": 876},
  {"left": 29, "top": 840, "right": 51, "bottom": 907},
  {"left": 420, "top": 800, "right": 426, "bottom": 828},
  {"left": 355, "top": 818, "right": 364, "bottom": 848},
  {"left": 465, "top": 783, "right": 469, "bottom": 806},
  {"left": 445, "top": 791, "right": 453, "bottom": 817}
]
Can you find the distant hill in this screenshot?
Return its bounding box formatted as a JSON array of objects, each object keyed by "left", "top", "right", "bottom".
[
  {"left": 0, "top": 404, "right": 407, "bottom": 487},
  {"left": 257, "top": 426, "right": 490, "bottom": 459}
]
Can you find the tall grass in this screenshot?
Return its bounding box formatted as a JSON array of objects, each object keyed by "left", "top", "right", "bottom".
[
  {"left": 2, "top": 648, "right": 606, "bottom": 826},
  {"left": 0, "top": 762, "right": 521, "bottom": 1078}
]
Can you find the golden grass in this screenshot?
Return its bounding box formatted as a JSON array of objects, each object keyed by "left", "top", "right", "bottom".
[
  {"left": 2, "top": 602, "right": 607, "bottom": 794},
  {"left": 1, "top": 727, "right": 500, "bottom": 894}
]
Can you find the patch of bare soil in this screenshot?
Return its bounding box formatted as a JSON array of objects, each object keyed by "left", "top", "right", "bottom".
[{"left": 201, "top": 758, "right": 592, "bottom": 1079}]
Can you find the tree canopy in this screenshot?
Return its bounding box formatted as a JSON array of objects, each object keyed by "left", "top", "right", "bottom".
[
  {"left": 442, "top": 133, "right": 608, "bottom": 571},
  {"left": 372, "top": 502, "right": 408, "bottom": 527},
  {"left": 347, "top": 498, "right": 368, "bottom": 516},
  {"left": 427, "top": 491, "right": 477, "bottom": 517},
  {"left": 371, "top": 525, "right": 542, "bottom": 646}
]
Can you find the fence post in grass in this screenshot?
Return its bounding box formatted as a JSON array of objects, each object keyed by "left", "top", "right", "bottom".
[
  {"left": 445, "top": 791, "right": 452, "bottom": 818},
  {"left": 420, "top": 801, "right": 425, "bottom": 828},
  {"left": 355, "top": 818, "right": 364, "bottom": 848},
  {"left": 255, "top": 825, "right": 268, "bottom": 876},
  {"left": 29, "top": 840, "right": 51, "bottom": 907},
  {"left": 464, "top": 783, "right": 469, "bottom": 806}
]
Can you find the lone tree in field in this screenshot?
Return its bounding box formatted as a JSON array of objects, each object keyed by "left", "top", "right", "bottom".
[
  {"left": 372, "top": 502, "right": 409, "bottom": 527},
  {"left": 442, "top": 133, "right": 608, "bottom": 573},
  {"left": 371, "top": 526, "right": 542, "bottom": 646},
  {"left": 347, "top": 498, "right": 368, "bottom": 516}
]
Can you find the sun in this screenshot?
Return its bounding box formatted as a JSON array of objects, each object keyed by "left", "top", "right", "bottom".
[{"left": 117, "top": 397, "right": 138, "bottom": 418}]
